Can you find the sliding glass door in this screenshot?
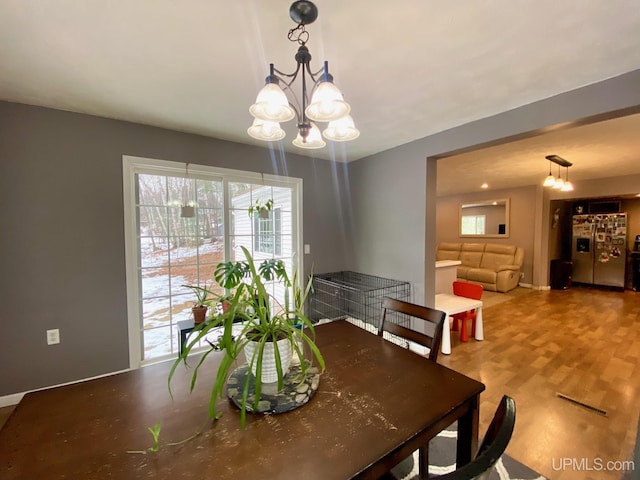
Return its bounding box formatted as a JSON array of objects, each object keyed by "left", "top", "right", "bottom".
[{"left": 123, "top": 156, "right": 302, "bottom": 366}]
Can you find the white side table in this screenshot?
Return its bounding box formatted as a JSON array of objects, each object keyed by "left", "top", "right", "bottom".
[{"left": 435, "top": 293, "right": 483, "bottom": 355}]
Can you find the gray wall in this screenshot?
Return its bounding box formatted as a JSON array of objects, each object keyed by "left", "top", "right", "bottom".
[
  {"left": 4, "top": 68, "right": 640, "bottom": 398},
  {"left": 436, "top": 186, "right": 537, "bottom": 285},
  {"left": 346, "top": 146, "right": 428, "bottom": 300},
  {"left": 347, "top": 69, "right": 640, "bottom": 300},
  {"left": 0, "top": 101, "right": 350, "bottom": 396}
]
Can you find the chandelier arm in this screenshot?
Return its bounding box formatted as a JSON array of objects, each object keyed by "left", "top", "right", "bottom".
[
  {"left": 269, "top": 64, "right": 304, "bottom": 122},
  {"left": 277, "top": 82, "right": 303, "bottom": 123},
  {"left": 306, "top": 61, "right": 333, "bottom": 101},
  {"left": 272, "top": 65, "right": 302, "bottom": 86},
  {"left": 308, "top": 64, "right": 325, "bottom": 83}
]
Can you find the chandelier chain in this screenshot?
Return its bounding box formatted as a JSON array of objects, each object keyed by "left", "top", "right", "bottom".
[{"left": 288, "top": 23, "right": 309, "bottom": 46}]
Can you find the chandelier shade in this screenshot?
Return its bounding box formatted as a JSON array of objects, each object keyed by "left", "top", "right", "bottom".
[
  {"left": 561, "top": 181, "right": 574, "bottom": 192},
  {"left": 249, "top": 83, "right": 296, "bottom": 122},
  {"left": 247, "top": 118, "right": 286, "bottom": 141},
  {"left": 306, "top": 79, "right": 350, "bottom": 122},
  {"left": 543, "top": 173, "right": 556, "bottom": 187},
  {"left": 323, "top": 114, "right": 360, "bottom": 141},
  {"left": 293, "top": 122, "right": 325, "bottom": 149},
  {"left": 552, "top": 176, "right": 564, "bottom": 189},
  {"left": 248, "top": 1, "right": 357, "bottom": 150}
]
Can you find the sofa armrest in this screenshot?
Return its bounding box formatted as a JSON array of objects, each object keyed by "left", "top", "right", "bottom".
[
  {"left": 496, "top": 267, "right": 520, "bottom": 292},
  {"left": 496, "top": 264, "right": 520, "bottom": 273}
]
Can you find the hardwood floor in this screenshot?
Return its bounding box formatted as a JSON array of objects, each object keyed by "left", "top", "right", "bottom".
[
  {"left": 1, "top": 287, "right": 638, "bottom": 479},
  {"left": 439, "top": 286, "right": 640, "bottom": 480}
]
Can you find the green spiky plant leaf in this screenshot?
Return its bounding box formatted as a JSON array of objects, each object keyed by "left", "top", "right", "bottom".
[{"left": 168, "top": 246, "right": 324, "bottom": 429}]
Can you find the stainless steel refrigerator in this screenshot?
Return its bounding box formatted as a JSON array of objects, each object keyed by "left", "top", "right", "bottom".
[{"left": 571, "top": 213, "right": 627, "bottom": 288}]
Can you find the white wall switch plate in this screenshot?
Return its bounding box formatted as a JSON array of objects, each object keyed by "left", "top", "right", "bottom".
[
  {"left": 46, "top": 329, "right": 60, "bottom": 345},
  {"left": 304, "top": 244, "right": 311, "bottom": 254}
]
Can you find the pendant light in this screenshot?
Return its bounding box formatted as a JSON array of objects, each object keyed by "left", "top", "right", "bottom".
[
  {"left": 543, "top": 160, "right": 555, "bottom": 187},
  {"left": 561, "top": 166, "right": 574, "bottom": 192},
  {"left": 552, "top": 165, "right": 564, "bottom": 189},
  {"left": 544, "top": 155, "right": 573, "bottom": 191}
]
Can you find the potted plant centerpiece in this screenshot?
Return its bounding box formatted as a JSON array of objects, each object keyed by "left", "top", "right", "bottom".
[{"left": 169, "top": 246, "right": 324, "bottom": 427}]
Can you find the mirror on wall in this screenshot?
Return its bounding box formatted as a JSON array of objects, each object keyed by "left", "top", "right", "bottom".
[{"left": 459, "top": 198, "right": 510, "bottom": 238}]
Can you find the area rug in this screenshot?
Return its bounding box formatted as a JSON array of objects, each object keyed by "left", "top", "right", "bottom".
[{"left": 391, "top": 423, "right": 547, "bottom": 480}]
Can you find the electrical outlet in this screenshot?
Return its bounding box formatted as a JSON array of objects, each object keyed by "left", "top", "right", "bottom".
[
  {"left": 519, "top": 272, "right": 525, "bottom": 279},
  {"left": 46, "top": 329, "right": 60, "bottom": 345}
]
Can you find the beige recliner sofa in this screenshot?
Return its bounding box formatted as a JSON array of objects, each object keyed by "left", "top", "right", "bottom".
[{"left": 436, "top": 242, "right": 524, "bottom": 292}]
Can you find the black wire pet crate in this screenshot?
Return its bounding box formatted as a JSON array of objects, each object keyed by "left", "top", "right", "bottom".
[{"left": 309, "top": 271, "right": 411, "bottom": 330}]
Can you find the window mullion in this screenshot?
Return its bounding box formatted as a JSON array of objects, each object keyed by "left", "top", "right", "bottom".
[{"left": 222, "top": 180, "right": 231, "bottom": 263}]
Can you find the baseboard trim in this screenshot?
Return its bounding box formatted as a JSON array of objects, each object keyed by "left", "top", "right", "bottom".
[
  {"left": 0, "top": 368, "right": 131, "bottom": 408},
  {"left": 519, "top": 283, "right": 551, "bottom": 291},
  {"left": 0, "top": 393, "right": 24, "bottom": 408}
]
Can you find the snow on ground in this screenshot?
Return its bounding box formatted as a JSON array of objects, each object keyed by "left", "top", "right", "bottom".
[
  {"left": 139, "top": 238, "right": 223, "bottom": 360},
  {"left": 138, "top": 237, "right": 290, "bottom": 361}
]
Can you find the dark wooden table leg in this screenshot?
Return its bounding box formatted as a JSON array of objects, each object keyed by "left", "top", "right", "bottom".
[
  {"left": 456, "top": 395, "right": 480, "bottom": 467},
  {"left": 418, "top": 445, "right": 430, "bottom": 480}
]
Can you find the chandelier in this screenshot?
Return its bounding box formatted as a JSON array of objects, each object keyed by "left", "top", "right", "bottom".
[{"left": 247, "top": 1, "right": 359, "bottom": 149}]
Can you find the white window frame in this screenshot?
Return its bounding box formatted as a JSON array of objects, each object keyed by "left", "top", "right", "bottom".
[
  {"left": 253, "top": 207, "right": 282, "bottom": 256},
  {"left": 461, "top": 214, "right": 486, "bottom": 235},
  {"left": 122, "top": 155, "right": 303, "bottom": 368}
]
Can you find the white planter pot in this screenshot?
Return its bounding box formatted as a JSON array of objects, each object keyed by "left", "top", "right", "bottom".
[{"left": 244, "top": 337, "right": 293, "bottom": 384}]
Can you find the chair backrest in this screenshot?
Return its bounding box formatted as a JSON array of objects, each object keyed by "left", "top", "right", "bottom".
[
  {"left": 378, "top": 297, "right": 446, "bottom": 362},
  {"left": 438, "top": 395, "right": 516, "bottom": 480},
  {"left": 453, "top": 281, "right": 484, "bottom": 300}
]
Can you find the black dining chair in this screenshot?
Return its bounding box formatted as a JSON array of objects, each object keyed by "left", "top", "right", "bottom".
[
  {"left": 378, "top": 296, "right": 446, "bottom": 362},
  {"left": 385, "top": 395, "right": 516, "bottom": 480},
  {"left": 377, "top": 297, "right": 446, "bottom": 480},
  {"left": 437, "top": 395, "right": 516, "bottom": 480}
]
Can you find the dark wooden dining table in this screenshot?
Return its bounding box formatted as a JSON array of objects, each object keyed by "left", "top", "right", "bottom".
[{"left": 0, "top": 320, "right": 485, "bottom": 479}]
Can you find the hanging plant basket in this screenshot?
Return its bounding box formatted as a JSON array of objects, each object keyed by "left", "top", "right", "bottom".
[
  {"left": 181, "top": 205, "right": 195, "bottom": 218},
  {"left": 248, "top": 198, "right": 274, "bottom": 219}
]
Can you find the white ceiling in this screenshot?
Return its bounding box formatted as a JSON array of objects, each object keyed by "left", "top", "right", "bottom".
[
  {"left": 436, "top": 112, "right": 640, "bottom": 196},
  {"left": 2, "top": 1, "right": 640, "bottom": 189}
]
